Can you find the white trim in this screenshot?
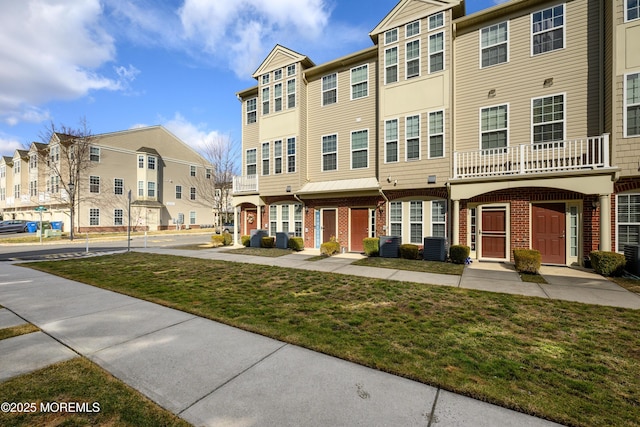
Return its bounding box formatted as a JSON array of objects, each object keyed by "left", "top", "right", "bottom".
[
  {"left": 261, "top": 141, "right": 270, "bottom": 176},
  {"left": 405, "top": 114, "right": 421, "bottom": 161},
  {"left": 428, "top": 11, "right": 445, "bottom": 31},
  {"left": 530, "top": 92, "right": 567, "bottom": 144},
  {"left": 479, "top": 20, "right": 509, "bottom": 69},
  {"left": 477, "top": 203, "right": 510, "bottom": 262},
  {"left": 616, "top": 192, "right": 640, "bottom": 253},
  {"left": 384, "top": 118, "right": 399, "bottom": 163},
  {"left": 530, "top": 3, "right": 566, "bottom": 57},
  {"left": 625, "top": 0, "right": 640, "bottom": 23},
  {"left": 624, "top": 71, "right": 640, "bottom": 138},
  {"left": 350, "top": 128, "right": 369, "bottom": 170},
  {"left": 405, "top": 39, "right": 421, "bottom": 79},
  {"left": 428, "top": 109, "right": 445, "bottom": 159},
  {"left": 321, "top": 72, "right": 338, "bottom": 106},
  {"left": 479, "top": 103, "right": 509, "bottom": 151},
  {"left": 384, "top": 28, "right": 398, "bottom": 45},
  {"left": 405, "top": 19, "right": 421, "bottom": 39},
  {"left": 384, "top": 46, "right": 399, "bottom": 85},
  {"left": 321, "top": 133, "right": 338, "bottom": 172},
  {"left": 428, "top": 31, "right": 445, "bottom": 74},
  {"left": 245, "top": 148, "right": 257, "bottom": 176},
  {"left": 350, "top": 64, "right": 369, "bottom": 100}
]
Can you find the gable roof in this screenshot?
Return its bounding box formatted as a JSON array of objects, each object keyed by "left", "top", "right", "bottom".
[
  {"left": 369, "top": 0, "right": 463, "bottom": 42},
  {"left": 252, "top": 44, "right": 315, "bottom": 79}
]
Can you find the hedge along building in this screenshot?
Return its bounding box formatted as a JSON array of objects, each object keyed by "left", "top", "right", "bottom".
[{"left": 234, "top": 0, "right": 640, "bottom": 266}]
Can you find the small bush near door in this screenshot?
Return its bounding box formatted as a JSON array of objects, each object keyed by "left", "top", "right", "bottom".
[
  {"left": 288, "top": 237, "right": 304, "bottom": 251},
  {"left": 400, "top": 244, "right": 420, "bottom": 260},
  {"left": 513, "top": 249, "right": 541, "bottom": 274},
  {"left": 449, "top": 245, "right": 470, "bottom": 264},
  {"left": 241, "top": 235, "right": 250, "bottom": 247},
  {"left": 222, "top": 231, "right": 233, "bottom": 246},
  {"left": 589, "top": 251, "right": 626, "bottom": 277},
  {"left": 211, "top": 235, "right": 225, "bottom": 247},
  {"left": 363, "top": 238, "right": 379, "bottom": 257},
  {"left": 321, "top": 239, "right": 341, "bottom": 256},
  {"left": 261, "top": 237, "right": 275, "bottom": 248}
]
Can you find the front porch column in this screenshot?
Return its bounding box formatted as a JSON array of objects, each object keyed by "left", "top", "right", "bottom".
[
  {"left": 452, "top": 199, "right": 460, "bottom": 245},
  {"left": 599, "top": 194, "right": 611, "bottom": 252},
  {"left": 233, "top": 206, "right": 239, "bottom": 246}
]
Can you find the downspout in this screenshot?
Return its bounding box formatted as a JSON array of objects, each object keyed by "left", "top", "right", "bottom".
[
  {"left": 379, "top": 188, "right": 389, "bottom": 236},
  {"left": 293, "top": 193, "right": 305, "bottom": 210}
]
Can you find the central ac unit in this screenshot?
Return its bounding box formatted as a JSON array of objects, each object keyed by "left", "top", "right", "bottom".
[{"left": 623, "top": 244, "right": 640, "bottom": 276}]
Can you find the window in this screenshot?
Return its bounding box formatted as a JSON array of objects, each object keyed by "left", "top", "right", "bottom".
[
  {"left": 628, "top": 0, "right": 640, "bottom": 21},
  {"left": 0, "top": 188, "right": 4, "bottom": 201},
  {"left": 281, "top": 204, "right": 290, "bottom": 233},
  {"left": 247, "top": 98, "right": 257, "bottom": 124},
  {"left": 274, "top": 140, "right": 283, "bottom": 174},
  {"left": 390, "top": 202, "right": 402, "bottom": 237},
  {"left": 138, "top": 155, "right": 144, "bottom": 168},
  {"left": 269, "top": 205, "right": 277, "bottom": 236},
  {"left": 274, "top": 83, "right": 283, "bottom": 112},
  {"left": 481, "top": 22, "right": 508, "bottom": 67},
  {"left": 322, "top": 73, "right": 337, "bottom": 106},
  {"left": 432, "top": 200, "right": 446, "bottom": 238},
  {"left": 190, "top": 187, "right": 196, "bottom": 200},
  {"left": 114, "top": 178, "right": 123, "bottom": 195},
  {"left": 89, "top": 176, "right": 100, "bottom": 193},
  {"left": 114, "top": 209, "right": 123, "bottom": 226},
  {"left": 176, "top": 185, "right": 182, "bottom": 199},
  {"left": 0, "top": 165, "right": 4, "bottom": 178},
  {"left": 532, "top": 4, "right": 564, "bottom": 55},
  {"left": 429, "top": 32, "right": 444, "bottom": 73},
  {"left": 385, "top": 28, "right": 398, "bottom": 44},
  {"left": 351, "top": 65, "right": 368, "bottom": 99},
  {"left": 322, "top": 134, "right": 337, "bottom": 171},
  {"left": 246, "top": 149, "right": 257, "bottom": 175},
  {"left": 147, "top": 181, "right": 155, "bottom": 198},
  {"left": 89, "top": 208, "right": 100, "bottom": 226},
  {"left": 385, "top": 47, "right": 398, "bottom": 84},
  {"left": 262, "top": 142, "right": 270, "bottom": 175},
  {"left": 406, "top": 20, "right": 420, "bottom": 38},
  {"left": 90, "top": 146, "right": 100, "bottom": 162},
  {"left": 29, "top": 180, "right": 37, "bottom": 196},
  {"left": 13, "top": 184, "right": 20, "bottom": 198},
  {"left": 532, "top": 94, "right": 564, "bottom": 143},
  {"left": 190, "top": 211, "right": 196, "bottom": 225},
  {"left": 617, "top": 194, "right": 640, "bottom": 251},
  {"left": 406, "top": 40, "right": 420, "bottom": 78},
  {"left": 287, "top": 138, "right": 296, "bottom": 173},
  {"left": 429, "top": 111, "right": 445, "bottom": 158},
  {"left": 429, "top": 12, "right": 444, "bottom": 30},
  {"left": 625, "top": 73, "right": 640, "bottom": 137},
  {"left": 410, "top": 201, "right": 423, "bottom": 244},
  {"left": 190, "top": 165, "right": 196, "bottom": 177},
  {"left": 287, "top": 64, "right": 296, "bottom": 76},
  {"left": 206, "top": 168, "right": 212, "bottom": 179},
  {"left": 481, "top": 105, "right": 508, "bottom": 150},
  {"left": 274, "top": 69, "right": 282, "bottom": 80},
  {"left": 262, "top": 73, "right": 270, "bottom": 85},
  {"left": 294, "top": 204, "right": 303, "bottom": 237},
  {"left": 29, "top": 154, "right": 37, "bottom": 169},
  {"left": 287, "top": 79, "right": 296, "bottom": 108},
  {"left": 406, "top": 116, "right": 420, "bottom": 160},
  {"left": 385, "top": 119, "right": 399, "bottom": 163},
  {"left": 138, "top": 180, "right": 144, "bottom": 197},
  {"left": 351, "top": 130, "right": 368, "bottom": 169},
  {"left": 148, "top": 156, "right": 156, "bottom": 170},
  {"left": 262, "top": 87, "right": 270, "bottom": 115},
  {"left": 14, "top": 162, "right": 20, "bottom": 174}
]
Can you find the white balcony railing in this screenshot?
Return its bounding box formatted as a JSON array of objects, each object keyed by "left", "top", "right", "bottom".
[
  {"left": 233, "top": 174, "right": 258, "bottom": 194},
  {"left": 453, "top": 134, "right": 610, "bottom": 179}
]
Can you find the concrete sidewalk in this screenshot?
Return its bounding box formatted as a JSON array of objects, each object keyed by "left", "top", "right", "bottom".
[{"left": 0, "top": 262, "right": 564, "bottom": 426}]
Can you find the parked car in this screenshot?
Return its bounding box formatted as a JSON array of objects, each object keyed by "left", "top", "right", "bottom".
[
  {"left": 216, "top": 222, "right": 235, "bottom": 234},
  {"left": 0, "top": 220, "right": 28, "bottom": 233}
]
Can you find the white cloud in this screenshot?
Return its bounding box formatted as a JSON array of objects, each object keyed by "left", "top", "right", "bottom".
[
  {"left": 153, "top": 113, "right": 222, "bottom": 153},
  {"left": 0, "top": 136, "right": 26, "bottom": 157},
  {"left": 0, "top": 0, "right": 124, "bottom": 125}
]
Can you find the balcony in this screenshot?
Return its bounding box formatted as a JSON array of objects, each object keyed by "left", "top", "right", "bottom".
[
  {"left": 453, "top": 134, "right": 610, "bottom": 180},
  {"left": 233, "top": 174, "right": 258, "bottom": 194}
]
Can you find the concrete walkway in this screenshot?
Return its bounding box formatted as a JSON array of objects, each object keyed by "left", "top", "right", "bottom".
[{"left": 2, "top": 249, "right": 639, "bottom": 426}]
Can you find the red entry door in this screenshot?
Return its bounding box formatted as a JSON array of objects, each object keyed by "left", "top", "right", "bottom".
[
  {"left": 481, "top": 208, "right": 506, "bottom": 259},
  {"left": 245, "top": 210, "right": 258, "bottom": 234},
  {"left": 350, "top": 208, "right": 369, "bottom": 252},
  {"left": 322, "top": 209, "right": 336, "bottom": 243},
  {"left": 532, "top": 203, "right": 566, "bottom": 264}
]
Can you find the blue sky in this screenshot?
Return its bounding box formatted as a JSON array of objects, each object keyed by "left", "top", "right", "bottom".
[{"left": 0, "top": 0, "right": 505, "bottom": 158}]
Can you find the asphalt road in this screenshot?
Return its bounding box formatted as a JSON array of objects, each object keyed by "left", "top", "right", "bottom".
[{"left": 0, "top": 232, "right": 212, "bottom": 261}]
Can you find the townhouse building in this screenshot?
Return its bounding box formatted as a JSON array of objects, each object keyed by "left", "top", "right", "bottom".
[
  {"left": 234, "top": 0, "right": 638, "bottom": 267},
  {"left": 0, "top": 126, "right": 214, "bottom": 233}
]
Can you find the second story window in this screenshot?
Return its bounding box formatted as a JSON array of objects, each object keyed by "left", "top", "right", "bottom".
[
  {"left": 90, "top": 146, "right": 100, "bottom": 162},
  {"left": 246, "top": 148, "right": 257, "bottom": 175},
  {"left": 176, "top": 185, "right": 182, "bottom": 199},
  {"left": 90, "top": 175, "right": 100, "bottom": 193},
  {"left": 481, "top": 105, "right": 508, "bottom": 150},
  {"left": 385, "top": 119, "right": 399, "bottom": 163},
  {"left": 287, "top": 138, "right": 296, "bottom": 173},
  {"left": 147, "top": 181, "right": 155, "bottom": 198},
  {"left": 322, "top": 73, "right": 337, "bottom": 106},
  {"left": 262, "top": 142, "right": 270, "bottom": 175},
  {"left": 406, "top": 115, "right": 420, "bottom": 161},
  {"left": 625, "top": 73, "right": 640, "bottom": 137},
  {"left": 274, "top": 140, "right": 283, "bottom": 174},
  {"left": 322, "top": 134, "right": 337, "bottom": 171},
  {"left": 138, "top": 155, "right": 144, "bottom": 168},
  {"left": 532, "top": 94, "right": 564, "bottom": 143},
  {"left": 532, "top": 4, "right": 564, "bottom": 55},
  {"left": 351, "top": 65, "right": 368, "bottom": 99},
  {"left": 481, "top": 22, "right": 508, "bottom": 67},
  {"left": 190, "top": 187, "right": 196, "bottom": 200},
  {"left": 406, "top": 40, "right": 420, "bottom": 79},
  {"left": 429, "top": 110, "right": 445, "bottom": 158},
  {"left": 247, "top": 98, "right": 257, "bottom": 124},
  {"left": 429, "top": 32, "right": 444, "bottom": 73},
  {"left": 351, "top": 130, "right": 368, "bottom": 169},
  {"left": 628, "top": 0, "right": 640, "bottom": 21},
  {"left": 114, "top": 178, "right": 124, "bottom": 195},
  {"left": 262, "top": 87, "right": 270, "bottom": 115},
  {"left": 148, "top": 156, "right": 156, "bottom": 170}
]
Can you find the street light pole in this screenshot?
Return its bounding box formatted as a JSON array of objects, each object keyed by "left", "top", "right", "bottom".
[{"left": 68, "top": 182, "right": 75, "bottom": 241}]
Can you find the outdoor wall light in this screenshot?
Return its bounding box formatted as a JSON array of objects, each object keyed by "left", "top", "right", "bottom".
[
  {"left": 543, "top": 78, "right": 554, "bottom": 87},
  {"left": 488, "top": 89, "right": 496, "bottom": 98}
]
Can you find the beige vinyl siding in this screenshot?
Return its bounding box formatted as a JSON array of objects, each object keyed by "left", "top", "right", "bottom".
[
  {"left": 454, "top": 0, "right": 600, "bottom": 153},
  {"left": 306, "top": 58, "right": 377, "bottom": 183}
]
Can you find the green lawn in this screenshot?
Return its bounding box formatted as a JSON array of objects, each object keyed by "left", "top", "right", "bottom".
[
  {"left": 352, "top": 256, "right": 464, "bottom": 275},
  {"left": 24, "top": 252, "right": 640, "bottom": 427}
]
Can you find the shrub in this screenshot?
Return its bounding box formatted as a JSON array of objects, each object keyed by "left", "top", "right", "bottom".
[
  {"left": 288, "top": 236, "right": 304, "bottom": 251},
  {"left": 590, "top": 251, "right": 625, "bottom": 277},
  {"left": 222, "top": 231, "right": 233, "bottom": 246},
  {"left": 449, "top": 245, "right": 470, "bottom": 264},
  {"left": 513, "top": 249, "right": 541, "bottom": 274},
  {"left": 320, "top": 238, "right": 341, "bottom": 256},
  {"left": 399, "top": 244, "right": 420, "bottom": 260},
  {"left": 261, "top": 236, "right": 275, "bottom": 248},
  {"left": 363, "top": 238, "right": 379, "bottom": 257},
  {"left": 241, "top": 235, "right": 250, "bottom": 247},
  {"left": 211, "top": 235, "right": 225, "bottom": 247}
]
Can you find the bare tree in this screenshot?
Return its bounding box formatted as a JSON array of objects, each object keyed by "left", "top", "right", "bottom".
[
  {"left": 193, "top": 134, "right": 240, "bottom": 228},
  {"left": 38, "top": 117, "right": 96, "bottom": 240}
]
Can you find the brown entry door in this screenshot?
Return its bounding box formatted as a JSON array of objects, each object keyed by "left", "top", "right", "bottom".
[
  {"left": 481, "top": 208, "right": 506, "bottom": 259},
  {"left": 532, "top": 203, "right": 566, "bottom": 264},
  {"left": 350, "top": 208, "right": 369, "bottom": 252},
  {"left": 322, "top": 209, "right": 336, "bottom": 243},
  {"left": 245, "top": 210, "right": 257, "bottom": 234}
]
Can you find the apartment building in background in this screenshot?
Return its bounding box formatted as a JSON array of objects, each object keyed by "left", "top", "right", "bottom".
[
  {"left": 236, "top": 0, "right": 638, "bottom": 267},
  {"left": 0, "top": 126, "right": 215, "bottom": 232}
]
